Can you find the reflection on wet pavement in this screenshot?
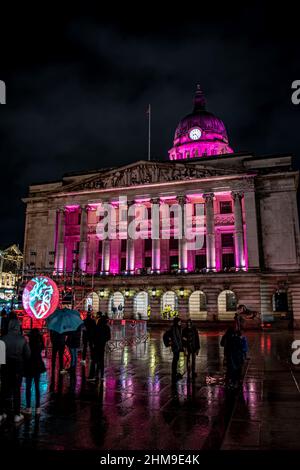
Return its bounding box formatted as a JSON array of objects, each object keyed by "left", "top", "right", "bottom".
[
  {"left": 1, "top": 328, "right": 300, "bottom": 450},
  {"left": 222, "top": 331, "right": 300, "bottom": 450}
]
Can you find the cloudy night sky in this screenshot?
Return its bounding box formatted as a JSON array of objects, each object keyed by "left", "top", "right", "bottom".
[{"left": 0, "top": 5, "right": 299, "bottom": 248}]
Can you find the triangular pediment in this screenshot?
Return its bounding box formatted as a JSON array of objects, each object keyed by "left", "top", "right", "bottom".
[
  {"left": 3, "top": 244, "right": 23, "bottom": 256},
  {"left": 55, "top": 160, "right": 233, "bottom": 194}
]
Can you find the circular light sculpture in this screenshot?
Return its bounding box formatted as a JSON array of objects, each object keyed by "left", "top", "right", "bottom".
[{"left": 22, "top": 276, "right": 59, "bottom": 319}]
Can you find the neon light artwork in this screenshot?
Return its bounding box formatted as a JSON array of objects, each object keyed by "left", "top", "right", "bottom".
[{"left": 22, "top": 276, "right": 59, "bottom": 319}]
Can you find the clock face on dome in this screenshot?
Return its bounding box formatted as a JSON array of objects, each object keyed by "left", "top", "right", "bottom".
[{"left": 189, "top": 127, "right": 202, "bottom": 141}]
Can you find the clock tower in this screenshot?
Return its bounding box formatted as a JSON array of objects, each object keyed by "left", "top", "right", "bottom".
[{"left": 168, "top": 85, "right": 233, "bottom": 160}]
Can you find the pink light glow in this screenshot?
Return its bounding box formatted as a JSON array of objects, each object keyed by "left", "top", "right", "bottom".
[{"left": 22, "top": 276, "right": 59, "bottom": 319}]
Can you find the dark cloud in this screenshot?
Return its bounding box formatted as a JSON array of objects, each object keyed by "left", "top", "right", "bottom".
[{"left": 0, "top": 7, "right": 300, "bottom": 247}]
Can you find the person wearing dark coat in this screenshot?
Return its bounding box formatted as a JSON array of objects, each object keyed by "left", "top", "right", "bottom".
[
  {"left": 0, "top": 309, "right": 9, "bottom": 337},
  {"left": 169, "top": 317, "right": 183, "bottom": 384},
  {"left": 221, "top": 326, "right": 244, "bottom": 388},
  {"left": 24, "top": 329, "right": 45, "bottom": 415},
  {"left": 0, "top": 319, "right": 31, "bottom": 424},
  {"left": 182, "top": 319, "right": 200, "bottom": 380},
  {"left": 66, "top": 326, "right": 82, "bottom": 372},
  {"left": 50, "top": 330, "right": 66, "bottom": 377},
  {"left": 81, "top": 311, "right": 96, "bottom": 364},
  {"left": 88, "top": 315, "right": 111, "bottom": 381}
]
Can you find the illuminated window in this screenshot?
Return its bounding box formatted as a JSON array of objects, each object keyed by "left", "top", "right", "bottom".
[{"left": 273, "top": 292, "right": 288, "bottom": 312}]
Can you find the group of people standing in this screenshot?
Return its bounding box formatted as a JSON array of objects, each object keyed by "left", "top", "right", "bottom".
[
  {"left": 0, "top": 309, "right": 45, "bottom": 424},
  {"left": 0, "top": 309, "right": 111, "bottom": 425},
  {"left": 165, "top": 315, "right": 248, "bottom": 389},
  {"left": 50, "top": 311, "right": 111, "bottom": 383},
  {"left": 164, "top": 317, "right": 200, "bottom": 384}
]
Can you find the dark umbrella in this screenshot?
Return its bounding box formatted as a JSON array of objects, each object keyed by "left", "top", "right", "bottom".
[{"left": 46, "top": 308, "right": 83, "bottom": 334}]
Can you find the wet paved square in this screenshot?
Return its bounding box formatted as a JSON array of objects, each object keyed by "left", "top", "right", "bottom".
[{"left": 1, "top": 327, "right": 300, "bottom": 451}]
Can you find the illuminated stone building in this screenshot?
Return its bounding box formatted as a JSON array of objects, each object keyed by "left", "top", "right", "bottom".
[
  {"left": 0, "top": 244, "right": 23, "bottom": 307},
  {"left": 22, "top": 88, "right": 300, "bottom": 327}
]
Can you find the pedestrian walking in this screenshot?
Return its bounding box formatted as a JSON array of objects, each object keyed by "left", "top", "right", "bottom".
[
  {"left": 50, "top": 330, "right": 66, "bottom": 377},
  {"left": 81, "top": 310, "right": 96, "bottom": 365},
  {"left": 0, "top": 309, "right": 9, "bottom": 337},
  {"left": 66, "top": 326, "right": 82, "bottom": 373},
  {"left": 166, "top": 317, "right": 183, "bottom": 384},
  {"left": 88, "top": 314, "right": 111, "bottom": 381},
  {"left": 0, "top": 319, "right": 30, "bottom": 424},
  {"left": 182, "top": 319, "right": 200, "bottom": 381},
  {"left": 221, "top": 326, "right": 244, "bottom": 389},
  {"left": 24, "top": 329, "right": 46, "bottom": 415}
]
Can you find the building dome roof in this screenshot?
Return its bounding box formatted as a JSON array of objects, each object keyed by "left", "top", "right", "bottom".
[
  {"left": 174, "top": 85, "right": 229, "bottom": 143},
  {"left": 168, "top": 86, "right": 233, "bottom": 160},
  {"left": 174, "top": 109, "right": 229, "bottom": 142}
]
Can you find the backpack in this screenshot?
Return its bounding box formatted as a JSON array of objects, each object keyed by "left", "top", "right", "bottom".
[{"left": 163, "top": 329, "right": 172, "bottom": 347}]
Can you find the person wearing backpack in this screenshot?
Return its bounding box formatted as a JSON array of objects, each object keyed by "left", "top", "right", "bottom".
[
  {"left": 0, "top": 319, "right": 30, "bottom": 425},
  {"left": 166, "top": 317, "right": 183, "bottom": 384}
]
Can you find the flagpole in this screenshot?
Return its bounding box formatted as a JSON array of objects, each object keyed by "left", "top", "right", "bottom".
[{"left": 148, "top": 104, "right": 151, "bottom": 161}]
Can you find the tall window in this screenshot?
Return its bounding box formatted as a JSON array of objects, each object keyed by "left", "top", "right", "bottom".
[
  {"left": 273, "top": 292, "right": 288, "bottom": 312},
  {"left": 195, "top": 254, "right": 206, "bottom": 270},
  {"left": 226, "top": 291, "right": 237, "bottom": 311},
  {"left": 222, "top": 253, "right": 235, "bottom": 269},
  {"left": 169, "top": 238, "right": 179, "bottom": 250},
  {"left": 220, "top": 201, "right": 232, "bottom": 214},
  {"left": 221, "top": 233, "right": 234, "bottom": 247}
]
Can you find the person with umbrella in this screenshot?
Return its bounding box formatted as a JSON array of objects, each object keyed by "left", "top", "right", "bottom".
[{"left": 46, "top": 307, "right": 83, "bottom": 379}]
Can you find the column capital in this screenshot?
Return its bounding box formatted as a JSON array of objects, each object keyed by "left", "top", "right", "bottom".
[
  {"left": 150, "top": 197, "right": 160, "bottom": 205},
  {"left": 127, "top": 200, "right": 136, "bottom": 207},
  {"left": 231, "top": 190, "right": 244, "bottom": 201},
  {"left": 57, "top": 207, "right": 66, "bottom": 214},
  {"left": 203, "top": 192, "right": 215, "bottom": 203},
  {"left": 177, "top": 194, "right": 188, "bottom": 206}
]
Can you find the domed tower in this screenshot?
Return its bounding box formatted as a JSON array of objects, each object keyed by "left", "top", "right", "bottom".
[{"left": 168, "top": 85, "right": 233, "bottom": 160}]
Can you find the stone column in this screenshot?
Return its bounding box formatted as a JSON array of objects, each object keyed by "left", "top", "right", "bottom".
[
  {"left": 99, "top": 201, "right": 111, "bottom": 274},
  {"left": 126, "top": 201, "right": 135, "bottom": 274},
  {"left": 203, "top": 193, "right": 216, "bottom": 271},
  {"left": 231, "top": 191, "right": 245, "bottom": 270},
  {"left": 178, "top": 195, "right": 188, "bottom": 273},
  {"left": 55, "top": 208, "right": 66, "bottom": 274},
  {"left": 243, "top": 191, "right": 260, "bottom": 270},
  {"left": 79, "top": 205, "right": 88, "bottom": 272},
  {"left": 101, "top": 239, "right": 111, "bottom": 274},
  {"left": 151, "top": 197, "right": 161, "bottom": 273}
]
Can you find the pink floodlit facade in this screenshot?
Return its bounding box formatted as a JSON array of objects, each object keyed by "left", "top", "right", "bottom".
[
  {"left": 169, "top": 86, "right": 233, "bottom": 160},
  {"left": 52, "top": 191, "right": 248, "bottom": 276},
  {"left": 22, "top": 87, "right": 300, "bottom": 327}
]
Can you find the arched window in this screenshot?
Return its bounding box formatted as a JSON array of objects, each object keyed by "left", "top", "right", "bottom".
[
  {"left": 84, "top": 292, "right": 99, "bottom": 312},
  {"left": 189, "top": 291, "right": 207, "bottom": 320},
  {"left": 218, "top": 290, "right": 237, "bottom": 320},
  {"left": 108, "top": 291, "right": 125, "bottom": 319},
  {"left": 134, "top": 291, "right": 149, "bottom": 320},
  {"left": 272, "top": 291, "right": 288, "bottom": 312},
  {"left": 161, "top": 291, "right": 178, "bottom": 319}
]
